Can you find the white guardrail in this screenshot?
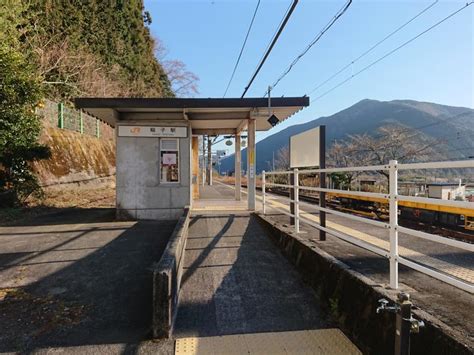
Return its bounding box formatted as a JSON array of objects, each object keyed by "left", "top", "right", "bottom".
[{"left": 261, "top": 159, "right": 474, "bottom": 294}]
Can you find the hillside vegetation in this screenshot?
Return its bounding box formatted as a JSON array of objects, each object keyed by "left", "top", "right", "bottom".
[
  {"left": 219, "top": 99, "right": 474, "bottom": 174},
  {"left": 0, "top": 0, "right": 175, "bottom": 206},
  {"left": 23, "top": 0, "right": 173, "bottom": 100}
]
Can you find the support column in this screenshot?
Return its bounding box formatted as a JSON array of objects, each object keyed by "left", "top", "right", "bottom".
[
  {"left": 202, "top": 135, "right": 206, "bottom": 185},
  {"left": 247, "top": 119, "right": 256, "bottom": 210},
  {"left": 207, "top": 136, "right": 212, "bottom": 185},
  {"left": 235, "top": 133, "right": 241, "bottom": 200}
]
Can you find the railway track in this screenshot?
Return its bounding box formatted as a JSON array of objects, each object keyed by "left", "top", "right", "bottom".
[{"left": 236, "top": 183, "right": 474, "bottom": 244}]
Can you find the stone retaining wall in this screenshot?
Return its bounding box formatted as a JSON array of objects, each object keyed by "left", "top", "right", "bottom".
[{"left": 256, "top": 213, "right": 472, "bottom": 355}]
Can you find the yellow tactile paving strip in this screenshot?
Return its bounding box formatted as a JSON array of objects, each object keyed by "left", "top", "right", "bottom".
[
  {"left": 175, "top": 329, "right": 361, "bottom": 355},
  {"left": 192, "top": 198, "right": 248, "bottom": 211},
  {"left": 265, "top": 196, "right": 474, "bottom": 284}
]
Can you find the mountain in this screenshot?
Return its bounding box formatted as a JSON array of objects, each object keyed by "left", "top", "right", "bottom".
[{"left": 218, "top": 99, "right": 474, "bottom": 174}]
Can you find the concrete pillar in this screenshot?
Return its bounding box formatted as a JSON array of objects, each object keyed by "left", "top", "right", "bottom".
[
  {"left": 235, "top": 133, "right": 241, "bottom": 200},
  {"left": 247, "top": 119, "right": 256, "bottom": 210},
  {"left": 202, "top": 135, "right": 206, "bottom": 185},
  {"left": 207, "top": 136, "right": 212, "bottom": 185}
]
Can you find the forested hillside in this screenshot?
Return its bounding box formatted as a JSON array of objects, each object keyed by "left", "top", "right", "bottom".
[
  {"left": 21, "top": 0, "right": 173, "bottom": 100},
  {"left": 0, "top": 0, "right": 177, "bottom": 206}
]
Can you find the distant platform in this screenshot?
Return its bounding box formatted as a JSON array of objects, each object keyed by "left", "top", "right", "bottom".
[{"left": 193, "top": 183, "right": 249, "bottom": 212}]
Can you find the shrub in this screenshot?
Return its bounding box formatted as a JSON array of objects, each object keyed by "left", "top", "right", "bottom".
[{"left": 0, "top": 44, "right": 50, "bottom": 206}]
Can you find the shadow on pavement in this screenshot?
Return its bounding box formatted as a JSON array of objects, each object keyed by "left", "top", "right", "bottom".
[
  {"left": 0, "top": 209, "right": 177, "bottom": 353},
  {"left": 174, "top": 214, "right": 331, "bottom": 338}
]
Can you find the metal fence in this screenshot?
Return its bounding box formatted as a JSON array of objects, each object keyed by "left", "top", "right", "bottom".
[
  {"left": 37, "top": 99, "right": 114, "bottom": 140},
  {"left": 262, "top": 159, "right": 474, "bottom": 294}
]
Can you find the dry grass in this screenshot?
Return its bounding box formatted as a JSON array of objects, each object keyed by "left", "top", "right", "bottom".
[
  {"left": 28, "top": 185, "right": 115, "bottom": 209},
  {"left": 0, "top": 184, "right": 115, "bottom": 225}
]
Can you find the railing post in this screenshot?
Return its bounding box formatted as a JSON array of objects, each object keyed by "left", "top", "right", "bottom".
[
  {"left": 58, "top": 102, "right": 64, "bottom": 129},
  {"left": 262, "top": 171, "right": 266, "bottom": 215},
  {"left": 294, "top": 168, "right": 299, "bottom": 233},
  {"left": 96, "top": 119, "right": 100, "bottom": 138},
  {"left": 290, "top": 171, "right": 295, "bottom": 225},
  {"left": 79, "top": 111, "right": 84, "bottom": 134},
  {"left": 389, "top": 159, "right": 399, "bottom": 289}
]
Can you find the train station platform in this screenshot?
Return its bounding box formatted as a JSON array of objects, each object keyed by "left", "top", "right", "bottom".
[
  {"left": 173, "top": 209, "right": 361, "bottom": 354},
  {"left": 159, "top": 183, "right": 362, "bottom": 353},
  {"left": 191, "top": 183, "right": 248, "bottom": 212},
  {"left": 193, "top": 181, "right": 474, "bottom": 352}
]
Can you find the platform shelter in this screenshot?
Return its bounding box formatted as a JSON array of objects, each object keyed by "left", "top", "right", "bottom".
[{"left": 75, "top": 97, "right": 309, "bottom": 219}]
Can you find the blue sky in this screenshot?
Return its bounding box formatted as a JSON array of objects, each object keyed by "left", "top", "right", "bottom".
[{"left": 145, "top": 0, "right": 473, "bottom": 151}]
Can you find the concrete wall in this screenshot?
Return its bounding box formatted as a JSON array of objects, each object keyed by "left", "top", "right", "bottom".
[
  {"left": 116, "top": 122, "right": 191, "bottom": 220},
  {"left": 152, "top": 208, "right": 190, "bottom": 338},
  {"left": 256, "top": 213, "right": 473, "bottom": 355},
  {"left": 33, "top": 126, "right": 115, "bottom": 187}
]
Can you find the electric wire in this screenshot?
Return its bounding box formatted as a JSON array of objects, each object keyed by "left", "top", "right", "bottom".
[
  {"left": 266, "top": 0, "right": 352, "bottom": 96},
  {"left": 241, "top": 0, "right": 299, "bottom": 98},
  {"left": 223, "top": 0, "right": 261, "bottom": 98},
  {"left": 309, "top": 1, "right": 474, "bottom": 104},
  {"left": 307, "top": 0, "right": 439, "bottom": 96}
]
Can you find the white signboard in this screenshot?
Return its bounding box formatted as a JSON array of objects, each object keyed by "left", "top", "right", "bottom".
[
  {"left": 290, "top": 126, "right": 320, "bottom": 168},
  {"left": 118, "top": 126, "right": 187, "bottom": 138}
]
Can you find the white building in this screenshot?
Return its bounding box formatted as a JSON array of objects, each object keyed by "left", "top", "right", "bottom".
[{"left": 427, "top": 183, "right": 466, "bottom": 200}]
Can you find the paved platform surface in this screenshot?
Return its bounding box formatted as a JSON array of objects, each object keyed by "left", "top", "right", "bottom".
[
  {"left": 193, "top": 184, "right": 248, "bottom": 212},
  {"left": 210, "top": 181, "right": 473, "bottom": 344},
  {"left": 198, "top": 184, "right": 241, "bottom": 200},
  {"left": 0, "top": 208, "right": 176, "bottom": 354},
  {"left": 175, "top": 329, "right": 361, "bottom": 355},
  {"left": 174, "top": 213, "right": 334, "bottom": 338}
]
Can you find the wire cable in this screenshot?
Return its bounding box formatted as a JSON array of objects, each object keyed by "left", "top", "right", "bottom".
[
  {"left": 307, "top": 0, "right": 439, "bottom": 96},
  {"left": 241, "top": 0, "right": 299, "bottom": 98},
  {"left": 310, "top": 1, "right": 473, "bottom": 104},
  {"left": 223, "top": 0, "right": 261, "bottom": 98},
  {"left": 266, "top": 0, "right": 352, "bottom": 96}
]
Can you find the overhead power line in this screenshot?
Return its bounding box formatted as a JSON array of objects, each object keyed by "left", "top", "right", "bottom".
[
  {"left": 266, "top": 0, "right": 352, "bottom": 95},
  {"left": 223, "top": 0, "right": 261, "bottom": 98},
  {"left": 309, "top": 1, "right": 474, "bottom": 104},
  {"left": 307, "top": 0, "right": 439, "bottom": 96},
  {"left": 241, "top": 0, "right": 299, "bottom": 98}
]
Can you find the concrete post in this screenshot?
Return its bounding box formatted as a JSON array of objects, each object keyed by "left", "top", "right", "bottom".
[
  {"left": 207, "top": 136, "right": 212, "bottom": 185},
  {"left": 389, "top": 159, "right": 399, "bottom": 289},
  {"left": 202, "top": 135, "right": 206, "bottom": 185},
  {"left": 235, "top": 133, "right": 241, "bottom": 200},
  {"left": 247, "top": 118, "right": 256, "bottom": 211}
]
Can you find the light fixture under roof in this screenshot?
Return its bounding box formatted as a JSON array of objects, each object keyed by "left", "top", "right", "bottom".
[{"left": 267, "top": 114, "right": 279, "bottom": 127}]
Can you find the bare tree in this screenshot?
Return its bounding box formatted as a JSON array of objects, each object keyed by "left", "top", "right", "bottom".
[
  {"left": 328, "top": 125, "right": 439, "bottom": 181},
  {"left": 274, "top": 145, "right": 290, "bottom": 170},
  {"left": 23, "top": 27, "right": 128, "bottom": 98},
  {"left": 154, "top": 37, "right": 199, "bottom": 97}
]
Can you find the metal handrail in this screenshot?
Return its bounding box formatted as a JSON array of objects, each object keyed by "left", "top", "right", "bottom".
[
  {"left": 397, "top": 160, "right": 474, "bottom": 170},
  {"left": 261, "top": 159, "right": 474, "bottom": 294}
]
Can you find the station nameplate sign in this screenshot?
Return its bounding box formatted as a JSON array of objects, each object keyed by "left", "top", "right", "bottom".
[{"left": 118, "top": 126, "right": 187, "bottom": 138}]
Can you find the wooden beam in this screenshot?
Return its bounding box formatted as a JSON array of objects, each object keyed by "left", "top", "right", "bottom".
[{"left": 236, "top": 119, "right": 248, "bottom": 134}]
